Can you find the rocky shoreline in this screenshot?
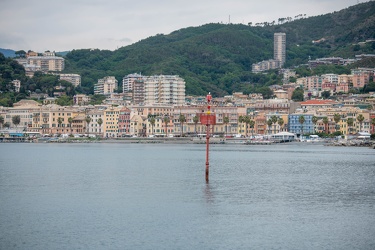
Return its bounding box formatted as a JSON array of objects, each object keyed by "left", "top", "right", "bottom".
[{"left": 326, "top": 140, "right": 375, "bottom": 148}]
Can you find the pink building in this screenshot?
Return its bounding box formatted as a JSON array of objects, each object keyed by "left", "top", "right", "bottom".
[{"left": 118, "top": 107, "right": 131, "bottom": 136}]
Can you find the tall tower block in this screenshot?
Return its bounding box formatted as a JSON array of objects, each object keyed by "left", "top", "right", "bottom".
[{"left": 274, "top": 33, "right": 286, "bottom": 66}]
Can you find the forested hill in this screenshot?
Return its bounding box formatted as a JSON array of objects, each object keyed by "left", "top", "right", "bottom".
[{"left": 63, "top": 1, "right": 375, "bottom": 96}]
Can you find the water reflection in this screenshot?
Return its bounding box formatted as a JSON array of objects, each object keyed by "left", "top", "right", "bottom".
[{"left": 204, "top": 183, "right": 214, "bottom": 204}]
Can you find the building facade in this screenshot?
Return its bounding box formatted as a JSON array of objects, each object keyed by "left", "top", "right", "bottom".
[
  {"left": 94, "top": 76, "right": 118, "bottom": 95},
  {"left": 274, "top": 33, "right": 286, "bottom": 66}
]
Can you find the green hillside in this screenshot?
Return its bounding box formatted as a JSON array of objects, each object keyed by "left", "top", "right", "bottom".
[{"left": 62, "top": 1, "right": 375, "bottom": 97}]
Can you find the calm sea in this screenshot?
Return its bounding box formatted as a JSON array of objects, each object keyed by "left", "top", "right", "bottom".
[{"left": 0, "top": 142, "right": 374, "bottom": 250}]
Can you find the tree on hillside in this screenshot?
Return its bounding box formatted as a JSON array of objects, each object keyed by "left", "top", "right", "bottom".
[
  {"left": 15, "top": 50, "right": 26, "bottom": 58},
  {"left": 292, "top": 88, "right": 304, "bottom": 101},
  {"left": 321, "top": 91, "right": 331, "bottom": 99}
]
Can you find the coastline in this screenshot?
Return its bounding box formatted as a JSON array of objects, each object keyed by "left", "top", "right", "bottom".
[{"left": 1, "top": 136, "right": 374, "bottom": 148}]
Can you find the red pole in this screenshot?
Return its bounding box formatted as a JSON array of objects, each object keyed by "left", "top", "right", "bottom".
[
  {"left": 205, "top": 123, "right": 210, "bottom": 182},
  {"left": 205, "top": 92, "right": 212, "bottom": 183}
]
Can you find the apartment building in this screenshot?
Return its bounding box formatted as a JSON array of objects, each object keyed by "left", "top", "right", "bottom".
[
  {"left": 144, "top": 75, "right": 185, "bottom": 105},
  {"left": 122, "top": 73, "right": 143, "bottom": 92},
  {"left": 73, "top": 94, "right": 91, "bottom": 105},
  {"left": 252, "top": 59, "right": 281, "bottom": 73},
  {"left": 274, "top": 33, "right": 286, "bottom": 66},
  {"left": 27, "top": 54, "right": 64, "bottom": 72},
  {"left": 31, "top": 104, "right": 78, "bottom": 135},
  {"left": 288, "top": 113, "right": 314, "bottom": 135},
  {"left": 87, "top": 109, "right": 104, "bottom": 136},
  {"left": 58, "top": 74, "right": 81, "bottom": 87},
  {"left": 103, "top": 106, "right": 121, "bottom": 138},
  {"left": 118, "top": 107, "right": 131, "bottom": 136},
  {"left": 94, "top": 76, "right": 118, "bottom": 95},
  {"left": 3, "top": 100, "right": 41, "bottom": 131}
]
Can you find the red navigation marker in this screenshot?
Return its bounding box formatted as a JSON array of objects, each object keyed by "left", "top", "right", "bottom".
[{"left": 199, "top": 93, "right": 216, "bottom": 183}]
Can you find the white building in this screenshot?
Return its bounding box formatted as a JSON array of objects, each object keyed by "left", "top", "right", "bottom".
[
  {"left": 27, "top": 55, "right": 64, "bottom": 72},
  {"left": 12, "top": 80, "right": 21, "bottom": 92},
  {"left": 122, "top": 73, "right": 143, "bottom": 92},
  {"left": 58, "top": 74, "right": 81, "bottom": 87},
  {"left": 94, "top": 76, "right": 118, "bottom": 95},
  {"left": 144, "top": 75, "right": 185, "bottom": 105}
]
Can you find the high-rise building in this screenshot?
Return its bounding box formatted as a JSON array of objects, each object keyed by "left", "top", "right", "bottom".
[
  {"left": 274, "top": 33, "right": 286, "bottom": 66},
  {"left": 144, "top": 75, "right": 185, "bottom": 105},
  {"left": 122, "top": 73, "right": 143, "bottom": 92}
]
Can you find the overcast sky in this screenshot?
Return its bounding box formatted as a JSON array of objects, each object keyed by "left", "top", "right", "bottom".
[{"left": 0, "top": 0, "right": 368, "bottom": 52}]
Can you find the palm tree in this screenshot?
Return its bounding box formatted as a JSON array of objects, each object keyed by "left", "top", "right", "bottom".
[
  {"left": 68, "top": 117, "right": 73, "bottom": 135},
  {"left": 322, "top": 117, "right": 329, "bottom": 134},
  {"left": 149, "top": 117, "right": 156, "bottom": 135},
  {"left": 0, "top": 115, "right": 4, "bottom": 129},
  {"left": 57, "top": 117, "right": 63, "bottom": 133},
  {"left": 299, "top": 115, "right": 305, "bottom": 137},
  {"left": 347, "top": 118, "right": 354, "bottom": 134},
  {"left": 178, "top": 114, "right": 186, "bottom": 137},
  {"left": 267, "top": 119, "right": 273, "bottom": 135},
  {"left": 85, "top": 116, "right": 92, "bottom": 136},
  {"left": 333, "top": 113, "right": 341, "bottom": 133},
  {"left": 277, "top": 117, "right": 284, "bottom": 132},
  {"left": 271, "top": 115, "right": 278, "bottom": 134},
  {"left": 163, "top": 116, "right": 170, "bottom": 137},
  {"left": 249, "top": 119, "right": 255, "bottom": 137},
  {"left": 238, "top": 115, "right": 245, "bottom": 135},
  {"left": 312, "top": 116, "right": 319, "bottom": 133},
  {"left": 356, "top": 114, "right": 365, "bottom": 132},
  {"left": 97, "top": 118, "right": 103, "bottom": 135},
  {"left": 243, "top": 116, "right": 251, "bottom": 137},
  {"left": 193, "top": 115, "right": 199, "bottom": 135},
  {"left": 223, "top": 116, "right": 229, "bottom": 137}
]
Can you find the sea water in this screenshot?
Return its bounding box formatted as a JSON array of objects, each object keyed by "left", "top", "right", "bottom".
[{"left": 0, "top": 143, "right": 374, "bottom": 249}]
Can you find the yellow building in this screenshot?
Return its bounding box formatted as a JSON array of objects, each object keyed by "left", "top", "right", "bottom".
[{"left": 103, "top": 106, "right": 121, "bottom": 138}]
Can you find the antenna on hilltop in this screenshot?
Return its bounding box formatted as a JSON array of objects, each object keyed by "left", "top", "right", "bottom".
[{"left": 229, "top": 15, "right": 231, "bottom": 24}]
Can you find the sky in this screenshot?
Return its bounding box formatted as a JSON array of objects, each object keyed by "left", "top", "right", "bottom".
[{"left": 0, "top": 0, "right": 369, "bottom": 52}]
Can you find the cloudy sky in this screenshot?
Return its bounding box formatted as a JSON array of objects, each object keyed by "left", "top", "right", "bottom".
[{"left": 0, "top": 0, "right": 367, "bottom": 52}]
